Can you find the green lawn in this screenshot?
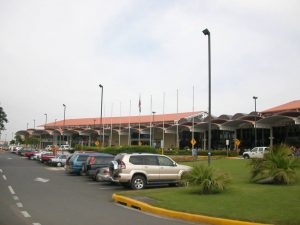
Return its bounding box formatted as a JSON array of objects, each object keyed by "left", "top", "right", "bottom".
[{"left": 119, "top": 158, "right": 300, "bottom": 225}]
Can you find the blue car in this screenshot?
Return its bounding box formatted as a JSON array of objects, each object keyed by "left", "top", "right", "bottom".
[{"left": 65, "top": 152, "right": 109, "bottom": 175}]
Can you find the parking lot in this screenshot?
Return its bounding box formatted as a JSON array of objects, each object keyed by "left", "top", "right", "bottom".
[{"left": 0, "top": 151, "right": 199, "bottom": 225}]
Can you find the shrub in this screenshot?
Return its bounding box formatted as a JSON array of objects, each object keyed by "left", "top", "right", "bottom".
[
  {"left": 250, "top": 144, "right": 300, "bottom": 184},
  {"left": 101, "top": 146, "right": 157, "bottom": 155},
  {"left": 184, "top": 165, "right": 231, "bottom": 194}
]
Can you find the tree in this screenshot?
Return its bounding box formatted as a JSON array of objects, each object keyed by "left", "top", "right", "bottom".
[
  {"left": 250, "top": 144, "right": 300, "bottom": 184},
  {"left": 0, "top": 106, "right": 8, "bottom": 133}
]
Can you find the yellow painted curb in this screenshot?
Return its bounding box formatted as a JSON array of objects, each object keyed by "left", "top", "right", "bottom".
[{"left": 112, "top": 194, "right": 272, "bottom": 225}]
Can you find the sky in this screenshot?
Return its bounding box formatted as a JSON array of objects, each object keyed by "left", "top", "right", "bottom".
[{"left": 0, "top": 0, "right": 299, "bottom": 141}]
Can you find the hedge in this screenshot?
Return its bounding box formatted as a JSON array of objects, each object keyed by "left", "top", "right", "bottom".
[{"left": 74, "top": 144, "right": 238, "bottom": 156}]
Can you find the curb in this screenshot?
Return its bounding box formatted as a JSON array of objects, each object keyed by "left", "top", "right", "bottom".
[{"left": 112, "top": 194, "right": 271, "bottom": 225}]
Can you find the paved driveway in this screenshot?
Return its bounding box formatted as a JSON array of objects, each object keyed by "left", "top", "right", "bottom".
[{"left": 0, "top": 152, "right": 199, "bottom": 225}]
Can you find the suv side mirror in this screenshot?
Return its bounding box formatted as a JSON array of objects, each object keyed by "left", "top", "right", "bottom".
[{"left": 173, "top": 162, "right": 177, "bottom": 167}]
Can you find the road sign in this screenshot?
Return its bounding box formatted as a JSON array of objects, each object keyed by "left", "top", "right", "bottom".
[
  {"left": 191, "top": 138, "right": 196, "bottom": 146},
  {"left": 95, "top": 141, "right": 100, "bottom": 146}
]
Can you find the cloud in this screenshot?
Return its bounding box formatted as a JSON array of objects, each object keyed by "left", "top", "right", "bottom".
[{"left": 0, "top": 0, "right": 299, "bottom": 140}]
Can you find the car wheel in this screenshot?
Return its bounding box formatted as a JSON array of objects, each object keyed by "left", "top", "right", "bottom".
[
  {"left": 243, "top": 154, "right": 250, "bottom": 159},
  {"left": 131, "top": 175, "right": 146, "bottom": 190},
  {"left": 57, "top": 162, "right": 62, "bottom": 167},
  {"left": 30, "top": 156, "right": 34, "bottom": 160}
]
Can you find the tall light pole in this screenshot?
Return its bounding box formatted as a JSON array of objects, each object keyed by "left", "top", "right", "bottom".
[
  {"left": 253, "top": 96, "right": 258, "bottom": 147},
  {"left": 44, "top": 113, "right": 47, "bottom": 128},
  {"left": 27, "top": 122, "right": 29, "bottom": 130},
  {"left": 33, "top": 119, "right": 35, "bottom": 129},
  {"left": 63, "top": 104, "right": 66, "bottom": 145},
  {"left": 152, "top": 111, "right": 156, "bottom": 148},
  {"left": 203, "top": 28, "right": 212, "bottom": 166},
  {"left": 99, "top": 84, "right": 104, "bottom": 148}
]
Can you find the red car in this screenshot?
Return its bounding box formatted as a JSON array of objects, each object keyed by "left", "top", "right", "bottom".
[
  {"left": 41, "top": 153, "right": 55, "bottom": 163},
  {"left": 25, "top": 151, "right": 38, "bottom": 160}
]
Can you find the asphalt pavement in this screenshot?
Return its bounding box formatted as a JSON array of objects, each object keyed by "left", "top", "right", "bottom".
[{"left": 0, "top": 151, "right": 199, "bottom": 225}]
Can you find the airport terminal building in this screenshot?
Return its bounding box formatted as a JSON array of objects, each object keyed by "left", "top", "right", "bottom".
[{"left": 16, "top": 100, "right": 300, "bottom": 150}]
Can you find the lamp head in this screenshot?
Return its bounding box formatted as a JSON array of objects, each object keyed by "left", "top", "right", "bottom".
[
  {"left": 253, "top": 96, "right": 258, "bottom": 100},
  {"left": 202, "top": 28, "right": 210, "bottom": 35},
  {"left": 63, "top": 104, "right": 66, "bottom": 107},
  {"left": 99, "top": 84, "right": 103, "bottom": 88}
]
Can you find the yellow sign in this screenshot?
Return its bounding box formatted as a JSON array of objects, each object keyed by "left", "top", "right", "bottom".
[
  {"left": 235, "top": 139, "right": 240, "bottom": 146},
  {"left": 191, "top": 138, "right": 196, "bottom": 146},
  {"left": 95, "top": 141, "right": 100, "bottom": 146}
]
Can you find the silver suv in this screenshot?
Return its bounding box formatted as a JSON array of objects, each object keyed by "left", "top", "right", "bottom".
[{"left": 110, "top": 153, "right": 192, "bottom": 190}]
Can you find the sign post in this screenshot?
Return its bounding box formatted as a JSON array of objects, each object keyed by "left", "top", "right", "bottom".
[{"left": 226, "top": 139, "right": 229, "bottom": 157}]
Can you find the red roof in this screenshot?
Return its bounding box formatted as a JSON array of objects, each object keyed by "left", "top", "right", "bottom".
[
  {"left": 45, "top": 112, "right": 201, "bottom": 127},
  {"left": 262, "top": 100, "right": 300, "bottom": 113}
]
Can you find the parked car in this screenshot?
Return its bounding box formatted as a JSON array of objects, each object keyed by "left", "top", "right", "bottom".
[
  {"left": 45, "top": 145, "right": 53, "bottom": 151},
  {"left": 95, "top": 167, "right": 112, "bottom": 182},
  {"left": 65, "top": 152, "right": 100, "bottom": 175},
  {"left": 59, "top": 145, "right": 73, "bottom": 151},
  {"left": 24, "top": 150, "right": 39, "bottom": 159},
  {"left": 48, "top": 154, "right": 69, "bottom": 167},
  {"left": 243, "top": 147, "right": 270, "bottom": 159},
  {"left": 81, "top": 154, "right": 114, "bottom": 179},
  {"left": 109, "top": 153, "right": 192, "bottom": 190},
  {"left": 41, "top": 153, "right": 55, "bottom": 163},
  {"left": 34, "top": 151, "right": 52, "bottom": 161},
  {"left": 18, "top": 148, "right": 36, "bottom": 156}
]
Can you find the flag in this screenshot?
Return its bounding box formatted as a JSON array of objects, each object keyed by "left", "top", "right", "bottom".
[{"left": 138, "top": 95, "right": 141, "bottom": 113}]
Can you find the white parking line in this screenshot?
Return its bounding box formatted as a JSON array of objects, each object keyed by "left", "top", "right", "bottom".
[
  {"left": 21, "top": 211, "right": 31, "bottom": 218},
  {"left": 0, "top": 169, "right": 3, "bottom": 173},
  {"left": 13, "top": 196, "right": 19, "bottom": 201},
  {"left": 16, "top": 202, "right": 23, "bottom": 208},
  {"left": 8, "top": 186, "right": 16, "bottom": 195},
  {"left": 33, "top": 223, "right": 41, "bottom": 225},
  {"left": 2, "top": 175, "right": 7, "bottom": 180}
]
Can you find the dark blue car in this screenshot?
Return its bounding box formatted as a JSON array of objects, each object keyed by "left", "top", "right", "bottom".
[{"left": 65, "top": 152, "right": 109, "bottom": 175}]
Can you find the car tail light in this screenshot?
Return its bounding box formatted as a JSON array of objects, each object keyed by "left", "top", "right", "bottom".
[
  {"left": 103, "top": 169, "right": 109, "bottom": 175},
  {"left": 89, "top": 156, "right": 95, "bottom": 165},
  {"left": 120, "top": 160, "right": 126, "bottom": 169}
]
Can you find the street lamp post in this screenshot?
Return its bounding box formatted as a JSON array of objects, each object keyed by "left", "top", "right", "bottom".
[
  {"left": 253, "top": 96, "right": 258, "bottom": 147},
  {"left": 63, "top": 104, "right": 66, "bottom": 146},
  {"left": 99, "top": 84, "right": 104, "bottom": 148},
  {"left": 203, "top": 28, "right": 212, "bottom": 166},
  {"left": 152, "top": 111, "right": 156, "bottom": 148},
  {"left": 33, "top": 119, "right": 35, "bottom": 129}
]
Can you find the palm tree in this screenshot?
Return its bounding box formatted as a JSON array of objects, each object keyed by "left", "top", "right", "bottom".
[
  {"left": 184, "top": 164, "right": 231, "bottom": 194},
  {"left": 250, "top": 145, "right": 300, "bottom": 184}
]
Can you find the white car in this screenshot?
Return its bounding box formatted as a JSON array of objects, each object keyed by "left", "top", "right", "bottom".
[
  {"left": 34, "top": 151, "right": 52, "bottom": 160},
  {"left": 48, "top": 154, "right": 69, "bottom": 167},
  {"left": 59, "top": 145, "right": 73, "bottom": 151},
  {"left": 243, "top": 147, "right": 270, "bottom": 159}
]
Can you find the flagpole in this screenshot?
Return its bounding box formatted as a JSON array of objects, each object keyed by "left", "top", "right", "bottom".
[
  {"left": 150, "top": 95, "right": 152, "bottom": 147},
  {"left": 102, "top": 104, "right": 105, "bottom": 147},
  {"left": 128, "top": 99, "right": 131, "bottom": 146},
  {"left": 162, "top": 92, "right": 165, "bottom": 154},
  {"left": 110, "top": 103, "right": 113, "bottom": 147},
  {"left": 119, "top": 101, "right": 121, "bottom": 146},
  {"left": 176, "top": 89, "right": 179, "bottom": 149},
  {"left": 138, "top": 94, "right": 141, "bottom": 145},
  {"left": 192, "top": 86, "right": 195, "bottom": 149}
]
